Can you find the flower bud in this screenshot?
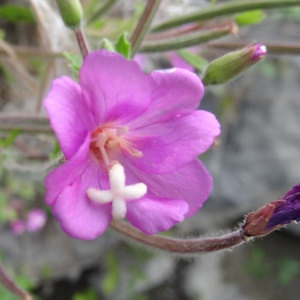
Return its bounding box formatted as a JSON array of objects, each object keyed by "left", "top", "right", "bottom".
[
  {"left": 243, "top": 183, "right": 300, "bottom": 237},
  {"left": 56, "top": 0, "right": 83, "bottom": 28},
  {"left": 202, "top": 43, "right": 267, "bottom": 85}
]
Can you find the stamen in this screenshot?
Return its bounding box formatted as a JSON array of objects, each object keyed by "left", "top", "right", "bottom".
[
  {"left": 87, "top": 163, "right": 147, "bottom": 220},
  {"left": 90, "top": 125, "right": 143, "bottom": 167}
]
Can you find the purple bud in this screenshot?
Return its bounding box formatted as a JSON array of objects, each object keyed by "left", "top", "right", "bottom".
[
  {"left": 203, "top": 43, "right": 267, "bottom": 85},
  {"left": 251, "top": 44, "right": 267, "bottom": 61},
  {"left": 267, "top": 183, "right": 300, "bottom": 229},
  {"left": 243, "top": 183, "right": 300, "bottom": 237}
]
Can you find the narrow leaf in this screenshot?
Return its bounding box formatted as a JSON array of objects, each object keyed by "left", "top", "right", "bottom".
[
  {"left": 0, "top": 4, "right": 35, "bottom": 23},
  {"left": 235, "top": 10, "right": 265, "bottom": 26}
]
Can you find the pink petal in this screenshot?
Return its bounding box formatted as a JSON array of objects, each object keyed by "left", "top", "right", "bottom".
[
  {"left": 79, "top": 50, "right": 151, "bottom": 125},
  {"left": 124, "top": 159, "right": 212, "bottom": 218},
  {"left": 126, "top": 196, "right": 188, "bottom": 234},
  {"left": 167, "top": 52, "right": 195, "bottom": 72},
  {"left": 128, "top": 68, "right": 204, "bottom": 130},
  {"left": 45, "top": 133, "right": 91, "bottom": 205},
  {"left": 125, "top": 110, "right": 220, "bottom": 174},
  {"left": 52, "top": 161, "right": 112, "bottom": 240},
  {"left": 44, "top": 77, "right": 94, "bottom": 159}
]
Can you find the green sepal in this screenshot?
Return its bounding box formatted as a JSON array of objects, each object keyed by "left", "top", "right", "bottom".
[
  {"left": 115, "top": 33, "right": 131, "bottom": 59},
  {"left": 99, "top": 38, "right": 116, "bottom": 52}
]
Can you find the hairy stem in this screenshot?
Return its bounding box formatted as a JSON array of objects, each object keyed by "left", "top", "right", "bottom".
[
  {"left": 111, "top": 220, "right": 248, "bottom": 254},
  {"left": 75, "top": 28, "right": 90, "bottom": 58},
  {"left": 140, "top": 23, "right": 237, "bottom": 53},
  {"left": 0, "top": 264, "right": 33, "bottom": 300},
  {"left": 130, "top": 0, "right": 161, "bottom": 57},
  {"left": 87, "top": 0, "right": 118, "bottom": 24},
  {"left": 152, "top": 0, "right": 300, "bottom": 32},
  {"left": 207, "top": 41, "right": 300, "bottom": 55}
]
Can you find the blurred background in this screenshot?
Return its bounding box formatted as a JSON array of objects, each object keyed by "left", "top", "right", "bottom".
[{"left": 1, "top": 0, "right": 300, "bottom": 299}]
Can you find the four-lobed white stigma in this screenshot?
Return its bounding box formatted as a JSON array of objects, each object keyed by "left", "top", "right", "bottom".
[{"left": 87, "top": 164, "right": 147, "bottom": 219}]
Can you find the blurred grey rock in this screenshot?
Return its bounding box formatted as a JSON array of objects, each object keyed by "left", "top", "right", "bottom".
[{"left": 0, "top": 222, "right": 117, "bottom": 282}]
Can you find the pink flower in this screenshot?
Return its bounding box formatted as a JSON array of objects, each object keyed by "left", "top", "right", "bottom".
[
  {"left": 11, "top": 220, "right": 26, "bottom": 235},
  {"left": 26, "top": 209, "right": 47, "bottom": 232},
  {"left": 44, "top": 50, "right": 220, "bottom": 240},
  {"left": 10, "top": 208, "right": 47, "bottom": 235}
]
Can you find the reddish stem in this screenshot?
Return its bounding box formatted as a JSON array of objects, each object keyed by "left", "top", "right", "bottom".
[
  {"left": 0, "top": 264, "right": 33, "bottom": 300},
  {"left": 111, "top": 220, "right": 247, "bottom": 254},
  {"left": 75, "top": 28, "right": 89, "bottom": 58}
]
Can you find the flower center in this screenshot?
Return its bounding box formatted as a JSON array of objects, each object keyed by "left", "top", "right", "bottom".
[{"left": 90, "top": 125, "right": 142, "bottom": 168}]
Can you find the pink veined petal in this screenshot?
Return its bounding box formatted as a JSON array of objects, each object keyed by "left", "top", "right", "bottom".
[
  {"left": 127, "top": 68, "right": 204, "bottom": 130},
  {"left": 126, "top": 196, "right": 188, "bottom": 235},
  {"left": 44, "top": 77, "right": 95, "bottom": 159},
  {"left": 45, "top": 133, "right": 91, "bottom": 205},
  {"left": 124, "top": 110, "right": 220, "bottom": 174},
  {"left": 123, "top": 159, "right": 213, "bottom": 218},
  {"left": 79, "top": 50, "right": 151, "bottom": 125},
  {"left": 52, "top": 161, "right": 112, "bottom": 240}
]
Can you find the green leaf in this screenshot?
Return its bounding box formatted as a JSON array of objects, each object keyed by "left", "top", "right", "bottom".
[
  {"left": 63, "top": 52, "right": 83, "bottom": 79},
  {"left": 0, "top": 4, "right": 35, "bottom": 23},
  {"left": 277, "top": 259, "right": 300, "bottom": 286},
  {"left": 115, "top": 33, "right": 131, "bottom": 59},
  {"left": 257, "top": 59, "right": 278, "bottom": 79},
  {"left": 177, "top": 49, "right": 209, "bottom": 73},
  {"left": 235, "top": 10, "right": 265, "bottom": 26},
  {"left": 0, "top": 191, "right": 9, "bottom": 222},
  {"left": 90, "top": 19, "right": 105, "bottom": 29},
  {"left": 0, "top": 29, "right": 5, "bottom": 40},
  {"left": 73, "top": 289, "right": 98, "bottom": 300},
  {"left": 49, "top": 140, "right": 61, "bottom": 161},
  {"left": 0, "top": 129, "right": 21, "bottom": 148},
  {"left": 85, "top": 0, "right": 99, "bottom": 17},
  {"left": 245, "top": 247, "right": 270, "bottom": 277}
]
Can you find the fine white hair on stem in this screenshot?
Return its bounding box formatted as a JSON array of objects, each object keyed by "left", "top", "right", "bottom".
[
  {"left": 111, "top": 220, "right": 253, "bottom": 258},
  {"left": 110, "top": 225, "right": 252, "bottom": 259}
]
